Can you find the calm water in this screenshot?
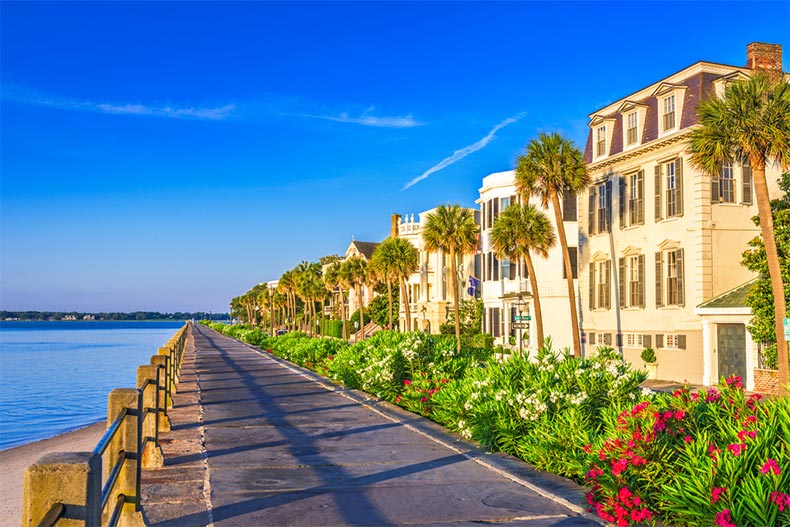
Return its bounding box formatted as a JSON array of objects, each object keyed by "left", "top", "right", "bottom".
[{"left": 0, "top": 321, "right": 185, "bottom": 450}]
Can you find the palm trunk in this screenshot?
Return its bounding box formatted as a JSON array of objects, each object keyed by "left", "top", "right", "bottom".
[
  {"left": 320, "top": 299, "right": 325, "bottom": 336},
  {"left": 356, "top": 283, "right": 365, "bottom": 340},
  {"left": 523, "top": 251, "right": 544, "bottom": 348},
  {"left": 451, "top": 250, "right": 461, "bottom": 352},
  {"left": 400, "top": 276, "right": 411, "bottom": 332},
  {"left": 387, "top": 280, "right": 393, "bottom": 330},
  {"left": 753, "top": 160, "right": 788, "bottom": 394},
  {"left": 341, "top": 290, "right": 348, "bottom": 340},
  {"left": 550, "top": 190, "right": 582, "bottom": 358}
]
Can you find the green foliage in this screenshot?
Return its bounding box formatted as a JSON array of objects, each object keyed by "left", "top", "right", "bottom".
[
  {"left": 206, "top": 321, "right": 790, "bottom": 527},
  {"left": 323, "top": 319, "right": 343, "bottom": 339},
  {"left": 640, "top": 347, "right": 656, "bottom": 363},
  {"left": 742, "top": 173, "right": 790, "bottom": 369},
  {"left": 439, "top": 298, "right": 483, "bottom": 336},
  {"left": 365, "top": 294, "right": 397, "bottom": 328}
]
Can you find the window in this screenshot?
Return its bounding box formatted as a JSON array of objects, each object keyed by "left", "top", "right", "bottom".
[
  {"left": 656, "top": 249, "right": 684, "bottom": 307},
  {"left": 595, "top": 333, "right": 610, "bottom": 346},
  {"left": 563, "top": 247, "right": 579, "bottom": 279},
  {"left": 662, "top": 95, "right": 676, "bottom": 131},
  {"left": 665, "top": 334, "right": 679, "bottom": 349},
  {"left": 720, "top": 162, "right": 735, "bottom": 203},
  {"left": 626, "top": 111, "right": 638, "bottom": 145},
  {"left": 589, "top": 181, "right": 611, "bottom": 235},
  {"left": 657, "top": 159, "right": 683, "bottom": 219},
  {"left": 562, "top": 191, "right": 577, "bottom": 221},
  {"left": 501, "top": 258, "right": 511, "bottom": 281},
  {"left": 500, "top": 196, "right": 511, "bottom": 211},
  {"left": 624, "top": 170, "right": 644, "bottom": 226},
  {"left": 596, "top": 125, "right": 607, "bottom": 157},
  {"left": 625, "top": 333, "right": 644, "bottom": 348},
  {"left": 589, "top": 260, "right": 611, "bottom": 310},
  {"left": 618, "top": 254, "right": 645, "bottom": 308}
]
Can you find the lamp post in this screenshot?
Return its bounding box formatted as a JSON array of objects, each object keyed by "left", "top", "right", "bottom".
[{"left": 514, "top": 293, "right": 528, "bottom": 355}]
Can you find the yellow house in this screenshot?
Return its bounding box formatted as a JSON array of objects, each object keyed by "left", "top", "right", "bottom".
[{"left": 579, "top": 42, "right": 785, "bottom": 388}]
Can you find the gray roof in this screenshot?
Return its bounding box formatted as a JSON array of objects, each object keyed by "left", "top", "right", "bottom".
[
  {"left": 349, "top": 241, "right": 380, "bottom": 260},
  {"left": 697, "top": 279, "right": 757, "bottom": 309}
]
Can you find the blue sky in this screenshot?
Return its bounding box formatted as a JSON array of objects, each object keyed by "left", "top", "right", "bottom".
[{"left": 1, "top": 1, "right": 788, "bottom": 313}]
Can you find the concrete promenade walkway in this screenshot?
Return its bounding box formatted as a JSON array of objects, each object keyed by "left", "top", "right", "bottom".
[{"left": 141, "top": 324, "right": 602, "bottom": 527}]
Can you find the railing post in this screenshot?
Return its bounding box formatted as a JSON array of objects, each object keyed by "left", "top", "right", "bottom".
[
  {"left": 23, "top": 452, "right": 101, "bottom": 527},
  {"left": 136, "top": 365, "right": 163, "bottom": 469},
  {"left": 105, "top": 389, "right": 144, "bottom": 527},
  {"left": 157, "top": 347, "right": 174, "bottom": 408},
  {"left": 150, "top": 355, "right": 170, "bottom": 432}
]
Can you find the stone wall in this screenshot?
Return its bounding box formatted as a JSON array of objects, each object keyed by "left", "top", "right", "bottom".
[{"left": 753, "top": 368, "right": 779, "bottom": 395}]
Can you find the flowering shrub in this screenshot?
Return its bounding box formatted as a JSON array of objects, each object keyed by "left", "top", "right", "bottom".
[{"left": 585, "top": 376, "right": 790, "bottom": 526}]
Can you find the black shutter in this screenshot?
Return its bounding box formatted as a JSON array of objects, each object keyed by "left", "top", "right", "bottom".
[
  {"left": 588, "top": 187, "right": 596, "bottom": 235},
  {"left": 604, "top": 333, "right": 612, "bottom": 346},
  {"left": 676, "top": 249, "right": 685, "bottom": 307},
  {"left": 638, "top": 254, "right": 646, "bottom": 308},
  {"left": 619, "top": 176, "right": 627, "bottom": 229},
  {"left": 589, "top": 332, "right": 596, "bottom": 347},
  {"left": 676, "top": 158, "right": 684, "bottom": 217},
  {"left": 619, "top": 257, "right": 627, "bottom": 308},
  {"left": 654, "top": 164, "right": 663, "bottom": 221},
  {"left": 656, "top": 334, "right": 664, "bottom": 349},
  {"left": 604, "top": 260, "right": 612, "bottom": 310},
  {"left": 493, "top": 254, "right": 499, "bottom": 281},
  {"left": 605, "top": 180, "right": 613, "bottom": 232},
  {"left": 643, "top": 335, "right": 652, "bottom": 348},
  {"left": 510, "top": 258, "right": 517, "bottom": 280},
  {"left": 636, "top": 170, "right": 645, "bottom": 224},
  {"left": 711, "top": 169, "right": 720, "bottom": 203},
  {"left": 678, "top": 334, "right": 686, "bottom": 349},
  {"left": 742, "top": 161, "right": 753, "bottom": 204},
  {"left": 589, "top": 264, "right": 595, "bottom": 310},
  {"left": 493, "top": 198, "right": 499, "bottom": 220},
  {"left": 655, "top": 252, "right": 664, "bottom": 308}
]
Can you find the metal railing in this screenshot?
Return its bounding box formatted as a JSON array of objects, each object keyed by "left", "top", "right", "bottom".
[{"left": 25, "top": 322, "right": 190, "bottom": 527}]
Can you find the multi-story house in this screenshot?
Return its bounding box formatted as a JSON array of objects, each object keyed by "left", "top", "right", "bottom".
[
  {"left": 477, "top": 170, "right": 578, "bottom": 353},
  {"left": 342, "top": 239, "right": 380, "bottom": 321},
  {"left": 395, "top": 209, "right": 480, "bottom": 333},
  {"left": 579, "top": 42, "right": 784, "bottom": 389}
]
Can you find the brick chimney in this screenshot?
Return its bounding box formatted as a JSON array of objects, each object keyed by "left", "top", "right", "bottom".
[
  {"left": 746, "top": 42, "right": 783, "bottom": 81},
  {"left": 390, "top": 213, "right": 401, "bottom": 238}
]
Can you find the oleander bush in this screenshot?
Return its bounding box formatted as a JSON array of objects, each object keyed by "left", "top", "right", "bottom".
[{"left": 202, "top": 322, "right": 790, "bottom": 526}]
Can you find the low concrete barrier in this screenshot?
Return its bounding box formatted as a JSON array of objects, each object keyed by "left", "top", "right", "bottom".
[{"left": 22, "top": 322, "right": 190, "bottom": 527}]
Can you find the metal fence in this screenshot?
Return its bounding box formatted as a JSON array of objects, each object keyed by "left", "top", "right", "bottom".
[{"left": 25, "top": 322, "right": 190, "bottom": 527}]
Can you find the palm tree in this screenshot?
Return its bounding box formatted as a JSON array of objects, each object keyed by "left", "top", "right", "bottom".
[
  {"left": 422, "top": 204, "right": 478, "bottom": 351},
  {"left": 371, "top": 237, "right": 419, "bottom": 331},
  {"left": 278, "top": 270, "right": 297, "bottom": 331},
  {"left": 324, "top": 262, "right": 347, "bottom": 338},
  {"left": 342, "top": 256, "right": 369, "bottom": 339},
  {"left": 516, "top": 133, "right": 590, "bottom": 358},
  {"left": 688, "top": 72, "right": 790, "bottom": 394},
  {"left": 490, "top": 202, "right": 556, "bottom": 348}
]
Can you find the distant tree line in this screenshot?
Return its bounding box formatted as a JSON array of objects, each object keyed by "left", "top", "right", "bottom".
[{"left": 0, "top": 311, "right": 228, "bottom": 321}]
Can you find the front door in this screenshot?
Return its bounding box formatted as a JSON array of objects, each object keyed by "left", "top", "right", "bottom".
[{"left": 717, "top": 323, "right": 746, "bottom": 381}]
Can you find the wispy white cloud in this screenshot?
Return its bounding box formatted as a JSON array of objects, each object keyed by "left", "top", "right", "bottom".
[
  {"left": 1, "top": 86, "right": 235, "bottom": 121},
  {"left": 309, "top": 107, "right": 422, "bottom": 128},
  {"left": 403, "top": 112, "right": 526, "bottom": 190}
]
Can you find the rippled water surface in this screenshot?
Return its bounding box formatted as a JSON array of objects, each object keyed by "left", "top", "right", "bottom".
[{"left": 0, "top": 321, "right": 185, "bottom": 450}]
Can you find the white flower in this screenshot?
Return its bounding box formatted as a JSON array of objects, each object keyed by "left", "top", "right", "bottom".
[{"left": 641, "top": 387, "right": 653, "bottom": 396}]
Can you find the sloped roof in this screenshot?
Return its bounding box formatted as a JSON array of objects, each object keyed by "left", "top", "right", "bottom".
[
  {"left": 347, "top": 240, "right": 380, "bottom": 260},
  {"left": 697, "top": 279, "right": 757, "bottom": 309}
]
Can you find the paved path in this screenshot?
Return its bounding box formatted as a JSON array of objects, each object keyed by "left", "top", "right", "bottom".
[{"left": 142, "top": 324, "right": 601, "bottom": 527}]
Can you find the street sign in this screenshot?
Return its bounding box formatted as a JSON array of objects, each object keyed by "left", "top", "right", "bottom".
[
  {"left": 512, "top": 322, "right": 529, "bottom": 330},
  {"left": 514, "top": 315, "right": 532, "bottom": 321},
  {"left": 784, "top": 317, "right": 790, "bottom": 341}
]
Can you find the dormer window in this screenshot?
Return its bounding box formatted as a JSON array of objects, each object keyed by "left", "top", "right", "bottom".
[
  {"left": 626, "top": 111, "right": 638, "bottom": 146},
  {"left": 662, "top": 95, "right": 676, "bottom": 131},
  {"left": 596, "top": 125, "right": 607, "bottom": 157}
]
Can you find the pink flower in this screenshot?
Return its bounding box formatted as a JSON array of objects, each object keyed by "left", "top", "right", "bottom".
[
  {"left": 583, "top": 444, "right": 592, "bottom": 454},
  {"left": 420, "top": 397, "right": 427, "bottom": 403},
  {"left": 771, "top": 492, "right": 790, "bottom": 511},
  {"left": 743, "top": 415, "right": 757, "bottom": 425},
  {"left": 611, "top": 458, "right": 628, "bottom": 476},
  {"left": 737, "top": 429, "right": 757, "bottom": 441},
  {"left": 618, "top": 486, "right": 633, "bottom": 507},
  {"left": 630, "top": 508, "right": 652, "bottom": 522},
  {"left": 761, "top": 458, "right": 781, "bottom": 476},
  {"left": 711, "top": 487, "right": 726, "bottom": 503},
  {"left": 395, "top": 395, "right": 402, "bottom": 403},
  {"left": 725, "top": 375, "right": 743, "bottom": 389},
  {"left": 746, "top": 393, "right": 762, "bottom": 407},
  {"left": 585, "top": 467, "right": 604, "bottom": 480},
  {"left": 403, "top": 379, "right": 411, "bottom": 385},
  {"left": 706, "top": 387, "right": 722, "bottom": 402},
  {"left": 684, "top": 436, "right": 693, "bottom": 443},
  {"left": 673, "top": 409, "right": 686, "bottom": 420},
  {"left": 714, "top": 509, "right": 736, "bottom": 527},
  {"left": 727, "top": 443, "right": 747, "bottom": 456}
]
